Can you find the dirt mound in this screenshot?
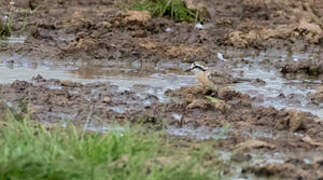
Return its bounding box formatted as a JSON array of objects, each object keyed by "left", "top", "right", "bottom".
[
  {"left": 243, "top": 163, "right": 310, "bottom": 179},
  {"left": 166, "top": 85, "right": 318, "bottom": 133},
  {"left": 226, "top": 0, "right": 323, "bottom": 47},
  {"left": 226, "top": 19, "right": 323, "bottom": 47},
  {"left": 0, "top": 76, "right": 160, "bottom": 125},
  {"left": 165, "top": 85, "right": 323, "bottom": 155},
  {"left": 279, "top": 57, "right": 323, "bottom": 76}
]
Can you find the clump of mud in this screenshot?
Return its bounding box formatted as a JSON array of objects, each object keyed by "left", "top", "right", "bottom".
[
  {"left": 0, "top": 75, "right": 162, "bottom": 127},
  {"left": 242, "top": 163, "right": 310, "bottom": 179},
  {"left": 279, "top": 57, "right": 323, "bottom": 77},
  {"left": 309, "top": 86, "right": 323, "bottom": 105},
  {"left": 166, "top": 85, "right": 317, "bottom": 133},
  {"left": 226, "top": 0, "right": 323, "bottom": 47}
]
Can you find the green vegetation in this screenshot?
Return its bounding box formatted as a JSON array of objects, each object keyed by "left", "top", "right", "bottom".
[
  {"left": 0, "top": 20, "right": 11, "bottom": 39},
  {"left": 0, "top": 110, "right": 222, "bottom": 180},
  {"left": 133, "top": 0, "right": 206, "bottom": 22},
  {"left": 205, "top": 96, "right": 219, "bottom": 103}
]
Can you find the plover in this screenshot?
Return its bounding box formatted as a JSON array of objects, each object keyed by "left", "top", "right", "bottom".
[{"left": 185, "top": 61, "right": 250, "bottom": 88}]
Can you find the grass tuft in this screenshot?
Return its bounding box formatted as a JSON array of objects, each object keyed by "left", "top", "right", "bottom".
[
  {"left": 0, "top": 20, "right": 11, "bottom": 39},
  {"left": 205, "top": 96, "right": 219, "bottom": 103},
  {"left": 133, "top": 0, "right": 206, "bottom": 22},
  {"left": 0, "top": 110, "right": 221, "bottom": 180}
]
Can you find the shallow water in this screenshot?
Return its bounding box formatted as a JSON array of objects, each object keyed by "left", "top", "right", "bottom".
[
  {"left": 0, "top": 36, "right": 26, "bottom": 44},
  {"left": 167, "top": 126, "right": 229, "bottom": 140},
  {"left": 0, "top": 54, "right": 198, "bottom": 103},
  {"left": 226, "top": 51, "right": 323, "bottom": 119},
  {"left": 0, "top": 50, "right": 322, "bottom": 120}
]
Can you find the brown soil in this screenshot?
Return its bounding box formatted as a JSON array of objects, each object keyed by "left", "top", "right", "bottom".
[
  {"left": 1, "top": 0, "right": 323, "bottom": 60},
  {"left": 1, "top": 0, "right": 323, "bottom": 179}
]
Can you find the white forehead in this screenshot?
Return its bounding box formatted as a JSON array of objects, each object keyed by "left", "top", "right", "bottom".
[{"left": 194, "top": 62, "right": 208, "bottom": 70}]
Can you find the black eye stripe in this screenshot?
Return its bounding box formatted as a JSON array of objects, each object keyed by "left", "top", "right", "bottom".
[
  {"left": 190, "top": 65, "right": 207, "bottom": 72},
  {"left": 196, "top": 66, "right": 207, "bottom": 71}
]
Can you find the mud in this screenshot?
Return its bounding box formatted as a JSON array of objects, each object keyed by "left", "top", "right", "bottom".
[
  {"left": 309, "top": 86, "right": 323, "bottom": 105},
  {"left": 1, "top": 0, "right": 323, "bottom": 60},
  {"left": 1, "top": 0, "right": 323, "bottom": 179}
]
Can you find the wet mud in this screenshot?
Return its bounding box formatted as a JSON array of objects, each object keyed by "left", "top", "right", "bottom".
[
  {"left": 1, "top": 0, "right": 323, "bottom": 179},
  {"left": 1, "top": 0, "right": 323, "bottom": 60}
]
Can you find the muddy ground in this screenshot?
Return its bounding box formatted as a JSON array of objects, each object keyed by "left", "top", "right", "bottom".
[{"left": 1, "top": 0, "right": 323, "bottom": 179}]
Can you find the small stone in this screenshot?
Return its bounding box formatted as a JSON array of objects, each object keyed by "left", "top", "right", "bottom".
[
  {"left": 61, "top": 80, "right": 76, "bottom": 87},
  {"left": 102, "top": 97, "right": 111, "bottom": 103},
  {"left": 251, "top": 78, "right": 266, "bottom": 86},
  {"left": 287, "top": 110, "right": 304, "bottom": 132}
]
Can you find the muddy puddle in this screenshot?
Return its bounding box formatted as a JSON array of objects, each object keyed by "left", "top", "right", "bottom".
[
  {"left": 0, "top": 54, "right": 198, "bottom": 102},
  {"left": 224, "top": 50, "right": 323, "bottom": 119},
  {"left": 1, "top": 49, "right": 322, "bottom": 120}
]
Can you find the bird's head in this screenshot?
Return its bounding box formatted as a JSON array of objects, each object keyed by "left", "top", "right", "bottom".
[{"left": 185, "top": 61, "right": 208, "bottom": 72}]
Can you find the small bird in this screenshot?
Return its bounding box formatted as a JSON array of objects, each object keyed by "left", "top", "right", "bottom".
[{"left": 185, "top": 61, "right": 250, "bottom": 88}]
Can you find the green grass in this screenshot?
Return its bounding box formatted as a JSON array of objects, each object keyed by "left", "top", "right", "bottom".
[
  {"left": 0, "top": 111, "right": 221, "bottom": 180},
  {"left": 133, "top": 0, "right": 206, "bottom": 22},
  {"left": 205, "top": 96, "right": 219, "bottom": 103}
]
